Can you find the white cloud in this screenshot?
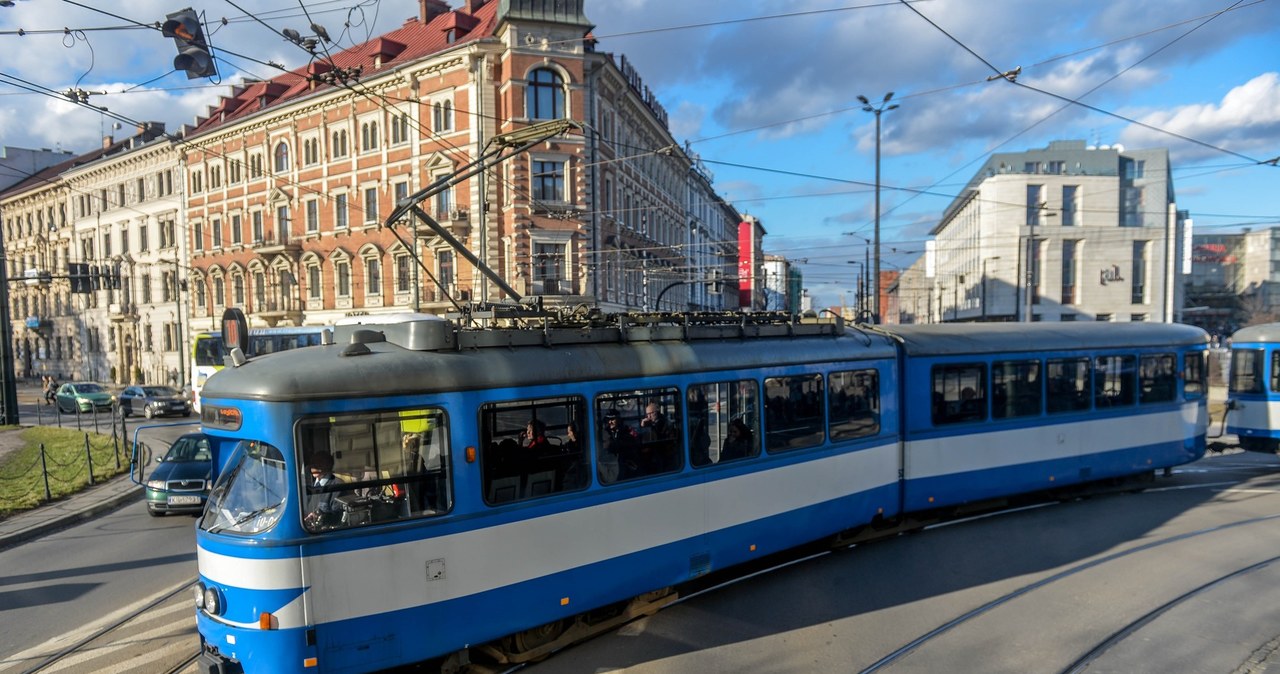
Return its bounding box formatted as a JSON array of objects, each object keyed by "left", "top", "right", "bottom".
[{"left": 1120, "top": 72, "right": 1280, "bottom": 161}]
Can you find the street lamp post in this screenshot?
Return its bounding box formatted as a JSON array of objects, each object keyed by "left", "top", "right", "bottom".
[
  {"left": 982, "top": 256, "right": 1000, "bottom": 321},
  {"left": 859, "top": 92, "right": 898, "bottom": 324},
  {"left": 1023, "top": 204, "right": 1056, "bottom": 322}
]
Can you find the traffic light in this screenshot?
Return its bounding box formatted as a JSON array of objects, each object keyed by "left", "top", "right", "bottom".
[
  {"left": 162, "top": 8, "right": 217, "bottom": 79},
  {"left": 68, "top": 262, "right": 90, "bottom": 294}
]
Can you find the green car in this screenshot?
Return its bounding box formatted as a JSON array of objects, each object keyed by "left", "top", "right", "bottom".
[
  {"left": 144, "top": 433, "right": 212, "bottom": 517},
  {"left": 54, "top": 382, "right": 114, "bottom": 414}
]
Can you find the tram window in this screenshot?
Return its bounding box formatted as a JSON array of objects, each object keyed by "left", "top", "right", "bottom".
[
  {"left": 992, "top": 359, "right": 1041, "bottom": 419},
  {"left": 296, "top": 408, "right": 450, "bottom": 533},
  {"left": 1046, "top": 358, "right": 1090, "bottom": 413},
  {"left": 1094, "top": 355, "right": 1136, "bottom": 407},
  {"left": 930, "top": 365, "right": 986, "bottom": 425},
  {"left": 478, "top": 396, "right": 588, "bottom": 504},
  {"left": 1139, "top": 353, "right": 1177, "bottom": 404},
  {"left": 1183, "top": 351, "right": 1206, "bottom": 400},
  {"left": 200, "top": 440, "right": 288, "bottom": 535},
  {"left": 596, "top": 388, "right": 682, "bottom": 484},
  {"left": 1272, "top": 352, "right": 1280, "bottom": 394},
  {"left": 1229, "top": 349, "right": 1264, "bottom": 394},
  {"left": 689, "top": 379, "right": 760, "bottom": 467},
  {"left": 764, "top": 374, "right": 825, "bottom": 452},
  {"left": 828, "top": 370, "right": 879, "bottom": 441}
]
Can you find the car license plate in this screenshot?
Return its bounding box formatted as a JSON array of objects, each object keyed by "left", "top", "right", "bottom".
[{"left": 168, "top": 495, "right": 202, "bottom": 505}]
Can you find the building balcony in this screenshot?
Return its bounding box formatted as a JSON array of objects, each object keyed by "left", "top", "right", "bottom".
[
  {"left": 251, "top": 229, "right": 301, "bottom": 256},
  {"left": 108, "top": 303, "right": 138, "bottom": 322},
  {"left": 414, "top": 209, "right": 470, "bottom": 240},
  {"left": 253, "top": 296, "right": 302, "bottom": 327}
]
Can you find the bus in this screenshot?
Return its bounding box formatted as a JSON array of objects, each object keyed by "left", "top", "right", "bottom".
[{"left": 191, "top": 326, "right": 331, "bottom": 411}]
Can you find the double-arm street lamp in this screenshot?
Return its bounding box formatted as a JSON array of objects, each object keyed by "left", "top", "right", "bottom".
[{"left": 859, "top": 92, "right": 898, "bottom": 324}]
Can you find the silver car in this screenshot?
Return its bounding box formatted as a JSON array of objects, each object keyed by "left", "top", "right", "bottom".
[{"left": 118, "top": 385, "right": 192, "bottom": 419}]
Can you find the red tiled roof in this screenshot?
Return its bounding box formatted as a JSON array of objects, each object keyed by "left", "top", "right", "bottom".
[{"left": 190, "top": 1, "right": 499, "bottom": 136}]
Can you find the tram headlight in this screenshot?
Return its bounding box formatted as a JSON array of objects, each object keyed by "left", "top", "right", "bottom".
[
  {"left": 203, "top": 586, "right": 222, "bottom": 615},
  {"left": 193, "top": 583, "right": 206, "bottom": 609}
]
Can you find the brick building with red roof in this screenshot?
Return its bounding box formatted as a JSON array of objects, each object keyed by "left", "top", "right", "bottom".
[{"left": 182, "top": 0, "right": 742, "bottom": 328}]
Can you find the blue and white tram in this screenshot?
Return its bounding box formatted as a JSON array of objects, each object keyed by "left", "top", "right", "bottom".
[
  {"left": 1225, "top": 323, "right": 1280, "bottom": 452},
  {"left": 192, "top": 313, "right": 1208, "bottom": 673},
  {"left": 891, "top": 323, "right": 1208, "bottom": 512}
]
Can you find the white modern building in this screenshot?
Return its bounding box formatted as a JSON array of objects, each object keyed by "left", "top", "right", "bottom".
[{"left": 896, "top": 140, "right": 1186, "bottom": 323}]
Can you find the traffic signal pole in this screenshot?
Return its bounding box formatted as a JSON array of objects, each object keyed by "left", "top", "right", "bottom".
[{"left": 0, "top": 234, "right": 20, "bottom": 425}]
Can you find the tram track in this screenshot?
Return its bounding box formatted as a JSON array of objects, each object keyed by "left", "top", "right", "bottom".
[
  {"left": 856, "top": 509, "right": 1280, "bottom": 674},
  {"left": 17, "top": 578, "right": 198, "bottom": 674}
]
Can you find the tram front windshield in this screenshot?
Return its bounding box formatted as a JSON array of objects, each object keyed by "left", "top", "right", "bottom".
[{"left": 201, "top": 440, "right": 288, "bottom": 535}]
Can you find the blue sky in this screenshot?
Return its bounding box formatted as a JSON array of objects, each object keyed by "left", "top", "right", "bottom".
[{"left": 3, "top": 0, "right": 1278, "bottom": 308}]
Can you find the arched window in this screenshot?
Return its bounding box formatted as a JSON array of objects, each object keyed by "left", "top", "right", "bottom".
[
  {"left": 274, "top": 142, "right": 290, "bottom": 173},
  {"left": 527, "top": 68, "right": 565, "bottom": 120}
]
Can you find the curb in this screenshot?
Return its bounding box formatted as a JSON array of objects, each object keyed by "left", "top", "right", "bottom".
[{"left": 0, "top": 477, "right": 143, "bottom": 551}]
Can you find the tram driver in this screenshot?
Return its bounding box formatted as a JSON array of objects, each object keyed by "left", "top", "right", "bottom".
[{"left": 304, "top": 450, "right": 345, "bottom": 529}]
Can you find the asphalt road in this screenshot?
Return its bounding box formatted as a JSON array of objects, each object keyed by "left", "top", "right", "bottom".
[
  {"left": 526, "top": 451, "right": 1280, "bottom": 674},
  {"left": 0, "top": 495, "right": 198, "bottom": 665}
]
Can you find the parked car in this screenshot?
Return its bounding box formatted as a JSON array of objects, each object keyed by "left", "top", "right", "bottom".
[
  {"left": 119, "top": 385, "right": 192, "bottom": 418},
  {"left": 54, "top": 382, "right": 113, "bottom": 414},
  {"left": 144, "top": 432, "right": 212, "bottom": 517}
]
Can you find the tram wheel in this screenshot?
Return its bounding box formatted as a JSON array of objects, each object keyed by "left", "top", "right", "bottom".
[{"left": 500, "top": 618, "right": 566, "bottom": 658}]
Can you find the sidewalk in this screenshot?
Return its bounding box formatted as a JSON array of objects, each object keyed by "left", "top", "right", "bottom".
[{"left": 0, "top": 472, "right": 142, "bottom": 550}]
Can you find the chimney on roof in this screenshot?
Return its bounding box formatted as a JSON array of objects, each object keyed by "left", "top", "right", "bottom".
[
  {"left": 420, "top": 0, "right": 450, "bottom": 22},
  {"left": 466, "top": 0, "right": 487, "bottom": 13}
]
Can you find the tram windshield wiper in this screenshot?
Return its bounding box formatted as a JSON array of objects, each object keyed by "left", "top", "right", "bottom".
[{"left": 208, "top": 505, "right": 280, "bottom": 534}]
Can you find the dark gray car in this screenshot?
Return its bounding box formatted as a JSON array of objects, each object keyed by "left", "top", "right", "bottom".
[{"left": 119, "top": 385, "right": 192, "bottom": 419}]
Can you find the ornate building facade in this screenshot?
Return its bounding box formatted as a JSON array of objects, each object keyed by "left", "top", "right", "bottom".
[{"left": 182, "top": 0, "right": 740, "bottom": 329}]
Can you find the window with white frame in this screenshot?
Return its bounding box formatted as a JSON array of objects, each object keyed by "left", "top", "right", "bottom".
[
  {"left": 231, "top": 213, "right": 242, "bottom": 245},
  {"left": 254, "top": 270, "right": 266, "bottom": 309},
  {"left": 390, "top": 111, "right": 411, "bottom": 145},
  {"left": 307, "top": 262, "right": 322, "bottom": 300},
  {"left": 276, "top": 205, "right": 289, "bottom": 243},
  {"left": 433, "top": 98, "right": 453, "bottom": 132},
  {"left": 532, "top": 158, "right": 565, "bottom": 202},
  {"left": 274, "top": 142, "right": 289, "bottom": 173},
  {"left": 335, "top": 193, "right": 349, "bottom": 229},
  {"left": 395, "top": 253, "right": 411, "bottom": 293},
  {"left": 211, "top": 217, "right": 222, "bottom": 249},
  {"left": 526, "top": 68, "right": 565, "bottom": 120},
  {"left": 364, "top": 255, "right": 381, "bottom": 296},
  {"left": 336, "top": 259, "right": 351, "bottom": 297},
  {"left": 305, "top": 199, "right": 320, "bottom": 233},
  {"left": 363, "top": 187, "right": 378, "bottom": 224},
  {"left": 360, "top": 118, "right": 380, "bottom": 152},
  {"left": 331, "top": 129, "right": 349, "bottom": 158},
  {"left": 303, "top": 137, "right": 320, "bottom": 166},
  {"left": 534, "top": 241, "right": 567, "bottom": 294},
  {"left": 252, "top": 210, "right": 264, "bottom": 243}
]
